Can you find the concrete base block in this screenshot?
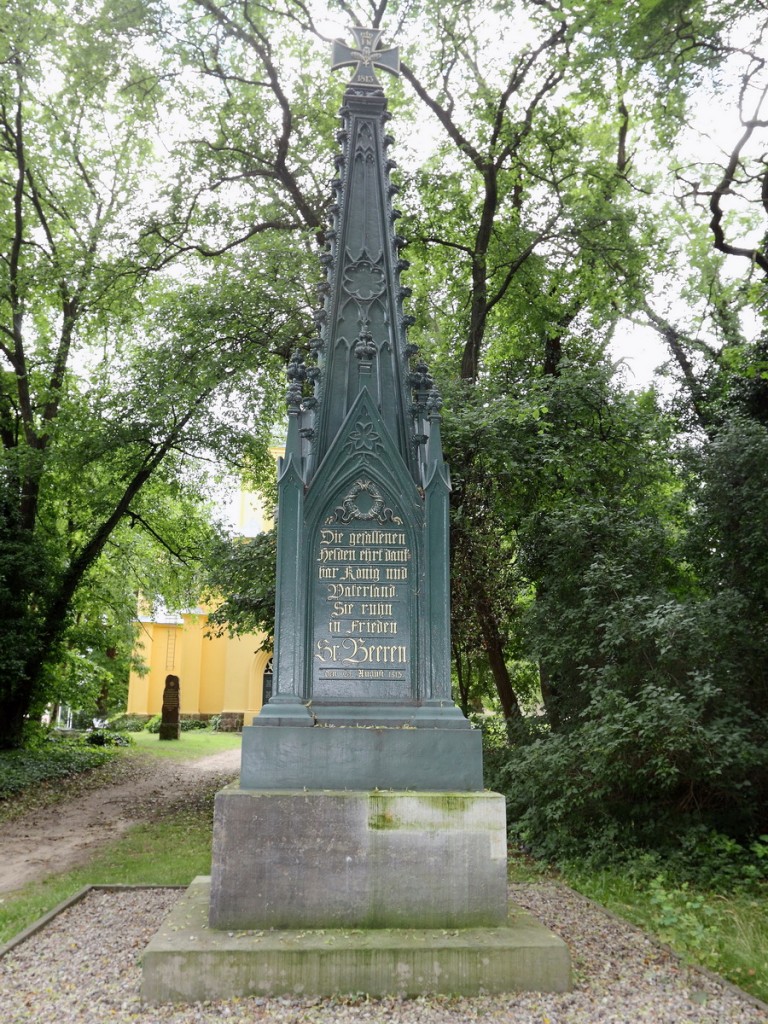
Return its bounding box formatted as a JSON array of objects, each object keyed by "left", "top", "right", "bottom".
[
  {"left": 209, "top": 788, "right": 508, "bottom": 929},
  {"left": 240, "top": 724, "right": 483, "bottom": 791},
  {"left": 141, "top": 878, "right": 572, "bottom": 1004}
]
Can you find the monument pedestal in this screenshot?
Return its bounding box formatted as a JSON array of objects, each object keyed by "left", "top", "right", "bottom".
[
  {"left": 141, "top": 877, "right": 572, "bottom": 1003},
  {"left": 209, "top": 788, "right": 507, "bottom": 929},
  {"left": 141, "top": 783, "right": 572, "bottom": 1003}
]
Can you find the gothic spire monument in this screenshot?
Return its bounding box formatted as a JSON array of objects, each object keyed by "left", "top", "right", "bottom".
[
  {"left": 252, "top": 24, "right": 469, "bottom": 738},
  {"left": 141, "top": 30, "right": 571, "bottom": 1001}
]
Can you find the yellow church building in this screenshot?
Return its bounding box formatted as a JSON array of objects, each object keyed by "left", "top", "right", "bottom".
[{"left": 126, "top": 467, "right": 277, "bottom": 730}]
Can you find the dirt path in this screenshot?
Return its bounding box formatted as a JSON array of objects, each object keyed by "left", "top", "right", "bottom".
[{"left": 0, "top": 746, "right": 240, "bottom": 895}]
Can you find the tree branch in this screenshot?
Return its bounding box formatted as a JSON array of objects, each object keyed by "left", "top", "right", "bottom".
[{"left": 641, "top": 301, "right": 713, "bottom": 431}]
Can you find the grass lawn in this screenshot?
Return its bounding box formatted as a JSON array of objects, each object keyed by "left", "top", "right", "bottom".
[
  {"left": 562, "top": 864, "right": 768, "bottom": 1006},
  {"left": 129, "top": 729, "right": 241, "bottom": 759},
  {"left": 0, "top": 791, "right": 218, "bottom": 945}
]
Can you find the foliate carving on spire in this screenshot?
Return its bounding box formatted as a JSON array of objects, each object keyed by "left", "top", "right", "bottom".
[
  {"left": 287, "top": 349, "right": 306, "bottom": 381},
  {"left": 344, "top": 421, "right": 383, "bottom": 455},
  {"left": 409, "top": 362, "right": 434, "bottom": 395},
  {"left": 354, "top": 324, "right": 377, "bottom": 362},
  {"left": 427, "top": 388, "right": 443, "bottom": 417},
  {"left": 286, "top": 350, "right": 306, "bottom": 409}
]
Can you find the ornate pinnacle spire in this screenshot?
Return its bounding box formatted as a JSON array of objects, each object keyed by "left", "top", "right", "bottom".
[
  {"left": 257, "top": 25, "right": 459, "bottom": 735},
  {"left": 305, "top": 26, "right": 420, "bottom": 484}
]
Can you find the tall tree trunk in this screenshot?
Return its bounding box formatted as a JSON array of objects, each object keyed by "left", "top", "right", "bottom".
[
  {"left": 474, "top": 585, "right": 524, "bottom": 734},
  {"left": 0, "top": 682, "right": 34, "bottom": 750}
]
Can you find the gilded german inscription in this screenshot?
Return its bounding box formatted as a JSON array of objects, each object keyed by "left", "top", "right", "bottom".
[{"left": 312, "top": 481, "right": 412, "bottom": 700}]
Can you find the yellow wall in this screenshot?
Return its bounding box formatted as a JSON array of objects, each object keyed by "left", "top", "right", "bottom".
[{"left": 127, "top": 613, "right": 271, "bottom": 725}]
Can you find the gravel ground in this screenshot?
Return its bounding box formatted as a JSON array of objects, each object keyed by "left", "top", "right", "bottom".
[{"left": 1, "top": 884, "right": 766, "bottom": 1023}]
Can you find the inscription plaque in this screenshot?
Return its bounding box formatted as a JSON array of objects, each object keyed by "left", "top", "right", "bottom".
[{"left": 312, "top": 478, "right": 412, "bottom": 701}]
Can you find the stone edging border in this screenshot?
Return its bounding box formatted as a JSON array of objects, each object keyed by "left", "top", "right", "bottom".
[{"left": 0, "top": 884, "right": 187, "bottom": 959}]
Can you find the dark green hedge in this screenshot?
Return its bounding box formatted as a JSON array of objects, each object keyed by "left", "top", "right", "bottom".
[{"left": 0, "top": 739, "right": 116, "bottom": 800}]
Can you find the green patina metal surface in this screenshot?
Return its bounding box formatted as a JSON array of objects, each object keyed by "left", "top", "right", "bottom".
[{"left": 256, "top": 28, "right": 464, "bottom": 731}]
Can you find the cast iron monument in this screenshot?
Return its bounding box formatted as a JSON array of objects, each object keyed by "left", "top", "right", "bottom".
[
  {"left": 254, "top": 26, "right": 463, "bottom": 729},
  {"left": 234, "top": 25, "right": 482, "bottom": 794},
  {"left": 141, "top": 28, "right": 571, "bottom": 1001}
]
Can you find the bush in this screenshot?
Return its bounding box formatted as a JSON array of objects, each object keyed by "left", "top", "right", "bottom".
[
  {"left": 0, "top": 738, "right": 116, "bottom": 800},
  {"left": 493, "top": 680, "right": 768, "bottom": 889},
  {"left": 85, "top": 729, "right": 133, "bottom": 747},
  {"left": 108, "top": 714, "right": 149, "bottom": 733},
  {"left": 144, "top": 716, "right": 211, "bottom": 733}
]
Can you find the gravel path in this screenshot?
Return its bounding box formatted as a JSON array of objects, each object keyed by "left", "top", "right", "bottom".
[{"left": 1, "top": 884, "right": 766, "bottom": 1023}]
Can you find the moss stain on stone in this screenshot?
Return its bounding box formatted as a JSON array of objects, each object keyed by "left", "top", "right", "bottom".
[
  {"left": 368, "top": 811, "right": 400, "bottom": 830},
  {"left": 367, "top": 792, "right": 474, "bottom": 831},
  {"left": 422, "top": 793, "right": 471, "bottom": 813}
]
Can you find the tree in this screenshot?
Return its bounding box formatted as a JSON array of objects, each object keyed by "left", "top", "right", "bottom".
[
  {"left": 442, "top": 377, "right": 541, "bottom": 727},
  {"left": 499, "top": 408, "right": 768, "bottom": 858},
  {"left": 0, "top": 0, "right": 293, "bottom": 747},
  {"left": 202, "top": 529, "right": 277, "bottom": 646}
]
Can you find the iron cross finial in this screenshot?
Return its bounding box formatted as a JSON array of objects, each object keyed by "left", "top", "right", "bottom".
[{"left": 331, "top": 26, "right": 399, "bottom": 87}]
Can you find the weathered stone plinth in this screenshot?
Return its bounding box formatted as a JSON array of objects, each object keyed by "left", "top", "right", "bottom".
[
  {"left": 210, "top": 788, "right": 507, "bottom": 930},
  {"left": 240, "top": 724, "right": 483, "bottom": 791},
  {"left": 141, "top": 878, "right": 572, "bottom": 1004}
]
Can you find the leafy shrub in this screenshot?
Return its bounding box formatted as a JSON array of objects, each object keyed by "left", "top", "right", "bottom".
[
  {"left": 86, "top": 729, "right": 133, "bottom": 747},
  {"left": 108, "top": 714, "right": 149, "bottom": 733},
  {"left": 494, "top": 679, "right": 768, "bottom": 889},
  {"left": 144, "top": 716, "right": 210, "bottom": 733},
  {"left": 0, "top": 739, "right": 115, "bottom": 800},
  {"left": 209, "top": 714, "right": 222, "bottom": 732},
  {"left": 180, "top": 718, "right": 209, "bottom": 731}
]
